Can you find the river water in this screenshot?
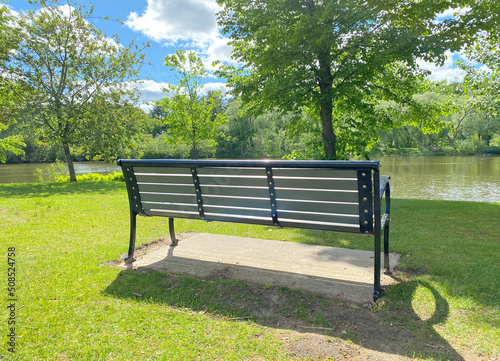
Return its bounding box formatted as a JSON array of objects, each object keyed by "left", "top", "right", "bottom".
[
  {"left": 378, "top": 156, "right": 500, "bottom": 203},
  {"left": 0, "top": 156, "right": 499, "bottom": 203},
  {"left": 0, "top": 161, "right": 120, "bottom": 184}
]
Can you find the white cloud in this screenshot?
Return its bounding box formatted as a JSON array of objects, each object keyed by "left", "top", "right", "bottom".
[
  {"left": 129, "top": 79, "right": 230, "bottom": 112},
  {"left": 436, "top": 6, "right": 471, "bottom": 21},
  {"left": 417, "top": 51, "right": 467, "bottom": 83},
  {"left": 436, "top": 7, "right": 459, "bottom": 20},
  {"left": 4, "top": 5, "right": 19, "bottom": 17},
  {"left": 129, "top": 79, "right": 170, "bottom": 104},
  {"left": 125, "top": 0, "right": 220, "bottom": 44},
  {"left": 125, "top": 0, "right": 236, "bottom": 72},
  {"left": 201, "top": 82, "right": 230, "bottom": 95},
  {"left": 206, "top": 37, "right": 233, "bottom": 63},
  {"left": 202, "top": 37, "right": 234, "bottom": 70}
]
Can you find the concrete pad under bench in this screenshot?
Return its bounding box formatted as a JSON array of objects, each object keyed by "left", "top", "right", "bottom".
[{"left": 119, "top": 233, "right": 401, "bottom": 304}]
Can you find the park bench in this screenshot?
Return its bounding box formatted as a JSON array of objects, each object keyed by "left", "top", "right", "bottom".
[{"left": 117, "top": 159, "right": 391, "bottom": 301}]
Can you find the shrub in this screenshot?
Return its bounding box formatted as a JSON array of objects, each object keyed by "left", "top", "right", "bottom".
[
  {"left": 484, "top": 146, "right": 500, "bottom": 155},
  {"left": 56, "top": 171, "right": 124, "bottom": 182},
  {"left": 456, "top": 139, "right": 488, "bottom": 155}
]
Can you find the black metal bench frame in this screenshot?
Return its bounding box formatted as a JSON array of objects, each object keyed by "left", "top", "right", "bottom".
[{"left": 117, "top": 159, "right": 391, "bottom": 301}]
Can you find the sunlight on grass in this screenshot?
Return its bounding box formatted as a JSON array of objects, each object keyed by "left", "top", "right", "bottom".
[{"left": 411, "top": 285, "right": 436, "bottom": 321}]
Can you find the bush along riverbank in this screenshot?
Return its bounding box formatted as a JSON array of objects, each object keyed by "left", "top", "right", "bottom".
[{"left": 369, "top": 145, "right": 500, "bottom": 157}]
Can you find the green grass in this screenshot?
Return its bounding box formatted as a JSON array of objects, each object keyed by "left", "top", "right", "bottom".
[{"left": 0, "top": 181, "right": 499, "bottom": 360}]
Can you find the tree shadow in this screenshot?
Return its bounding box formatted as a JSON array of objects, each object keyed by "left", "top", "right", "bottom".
[
  {"left": 378, "top": 277, "right": 465, "bottom": 360},
  {"left": 103, "top": 263, "right": 464, "bottom": 360}
]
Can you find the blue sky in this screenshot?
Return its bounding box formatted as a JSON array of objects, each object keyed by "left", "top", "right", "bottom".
[{"left": 5, "top": 0, "right": 469, "bottom": 111}]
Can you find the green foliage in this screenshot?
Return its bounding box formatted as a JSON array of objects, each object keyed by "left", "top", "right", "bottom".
[
  {"left": 456, "top": 138, "right": 488, "bottom": 155},
  {"left": 133, "top": 133, "right": 216, "bottom": 159},
  {"left": 56, "top": 171, "right": 125, "bottom": 182},
  {"left": 39, "top": 160, "right": 67, "bottom": 182},
  {"left": 459, "top": 34, "right": 500, "bottom": 117},
  {"left": 215, "top": 99, "right": 257, "bottom": 158},
  {"left": 1, "top": 0, "right": 149, "bottom": 179},
  {"left": 215, "top": 99, "right": 314, "bottom": 159},
  {"left": 33, "top": 160, "right": 124, "bottom": 183},
  {"left": 0, "top": 4, "right": 25, "bottom": 162},
  {"left": 157, "top": 49, "right": 227, "bottom": 159},
  {"left": 374, "top": 82, "right": 500, "bottom": 155},
  {"left": 0, "top": 133, "right": 25, "bottom": 163},
  {"left": 491, "top": 135, "right": 500, "bottom": 147},
  {"left": 215, "top": 0, "right": 498, "bottom": 159}
]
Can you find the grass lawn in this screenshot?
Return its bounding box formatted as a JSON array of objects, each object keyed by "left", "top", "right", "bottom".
[{"left": 0, "top": 181, "right": 499, "bottom": 360}]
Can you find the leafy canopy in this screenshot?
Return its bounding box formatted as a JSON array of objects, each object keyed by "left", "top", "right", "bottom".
[
  {"left": 1, "top": 0, "right": 148, "bottom": 178},
  {"left": 215, "top": 0, "right": 500, "bottom": 158},
  {"left": 157, "top": 49, "right": 227, "bottom": 159},
  {"left": 0, "top": 3, "right": 25, "bottom": 162},
  {"left": 459, "top": 33, "right": 500, "bottom": 117}
]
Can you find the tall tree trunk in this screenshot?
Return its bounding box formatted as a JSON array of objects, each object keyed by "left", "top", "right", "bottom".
[
  {"left": 190, "top": 122, "right": 198, "bottom": 159},
  {"left": 318, "top": 50, "right": 337, "bottom": 159},
  {"left": 320, "top": 98, "right": 336, "bottom": 159},
  {"left": 63, "top": 141, "right": 77, "bottom": 182},
  {"left": 190, "top": 139, "right": 198, "bottom": 159}
]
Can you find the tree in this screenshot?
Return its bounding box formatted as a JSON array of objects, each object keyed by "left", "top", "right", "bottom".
[
  {"left": 459, "top": 34, "right": 500, "bottom": 117},
  {"left": 453, "top": 37, "right": 500, "bottom": 147},
  {"left": 0, "top": 3, "right": 25, "bottom": 163},
  {"left": 215, "top": 0, "right": 499, "bottom": 159},
  {"left": 148, "top": 103, "right": 168, "bottom": 137},
  {"left": 157, "top": 49, "right": 226, "bottom": 159},
  {"left": 1, "top": 0, "right": 148, "bottom": 180}
]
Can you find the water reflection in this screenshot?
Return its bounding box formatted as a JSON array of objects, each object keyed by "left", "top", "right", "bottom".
[{"left": 376, "top": 156, "right": 500, "bottom": 203}]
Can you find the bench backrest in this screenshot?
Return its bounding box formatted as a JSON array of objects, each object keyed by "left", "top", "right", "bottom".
[{"left": 118, "top": 159, "right": 382, "bottom": 235}]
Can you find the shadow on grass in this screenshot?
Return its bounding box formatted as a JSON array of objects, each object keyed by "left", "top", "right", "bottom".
[
  {"left": 0, "top": 181, "right": 125, "bottom": 198},
  {"left": 381, "top": 278, "right": 464, "bottom": 360},
  {"left": 103, "top": 267, "right": 464, "bottom": 360}
]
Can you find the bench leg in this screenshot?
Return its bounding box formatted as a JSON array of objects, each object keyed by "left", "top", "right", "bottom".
[
  {"left": 373, "top": 224, "right": 382, "bottom": 302},
  {"left": 383, "top": 222, "right": 391, "bottom": 275},
  {"left": 373, "top": 237, "right": 382, "bottom": 302},
  {"left": 169, "top": 218, "right": 178, "bottom": 246},
  {"left": 125, "top": 211, "right": 137, "bottom": 264}
]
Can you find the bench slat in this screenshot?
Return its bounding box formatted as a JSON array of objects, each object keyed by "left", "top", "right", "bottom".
[
  {"left": 204, "top": 205, "right": 271, "bottom": 218},
  {"left": 142, "top": 202, "right": 199, "bottom": 214},
  {"left": 133, "top": 166, "right": 192, "bottom": 175},
  {"left": 144, "top": 209, "right": 201, "bottom": 219},
  {"left": 279, "top": 219, "right": 360, "bottom": 233},
  {"left": 277, "top": 199, "right": 359, "bottom": 215},
  {"left": 140, "top": 192, "right": 197, "bottom": 205},
  {"left": 198, "top": 174, "right": 268, "bottom": 187},
  {"left": 135, "top": 174, "right": 193, "bottom": 185},
  {"left": 277, "top": 210, "right": 359, "bottom": 225},
  {"left": 273, "top": 168, "right": 358, "bottom": 179},
  {"left": 202, "top": 195, "right": 269, "bottom": 209},
  {"left": 274, "top": 177, "right": 358, "bottom": 191},
  {"left": 200, "top": 185, "right": 269, "bottom": 199},
  {"left": 276, "top": 188, "right": 359, "bottom": 203},
  {"left": 204, "top": 213, "right": 274, "bottom": 226},
  {"left": 197, "top": 167, "right": 267, "bottom": 177},
  {"left": 138, "top": 183, "right": 196, "bottom": 195}
]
